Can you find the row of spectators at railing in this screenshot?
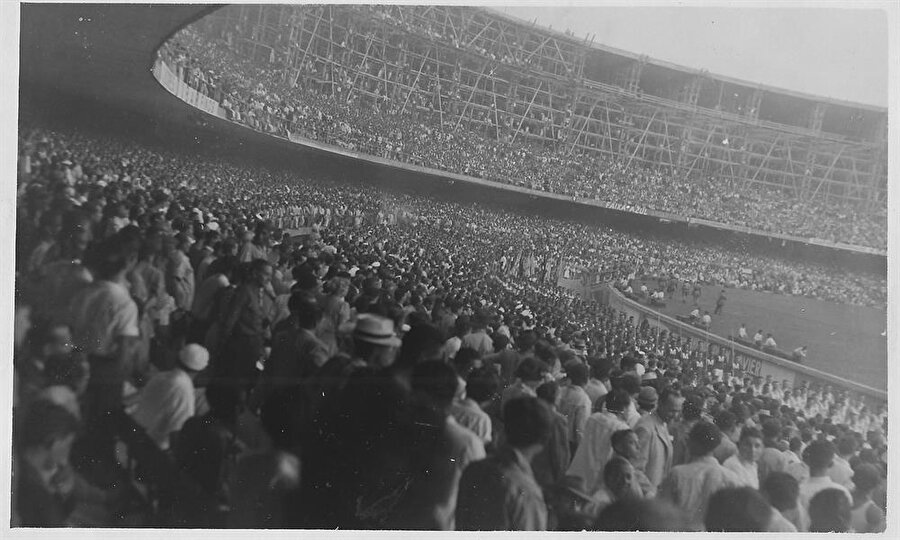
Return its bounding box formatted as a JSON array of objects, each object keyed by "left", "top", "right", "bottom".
[
  {"left": 13, "top": 122, "right": 886, "bottom": 530},
  {"left": 155, "top": 26, "right": 886, "bottom": 250}
]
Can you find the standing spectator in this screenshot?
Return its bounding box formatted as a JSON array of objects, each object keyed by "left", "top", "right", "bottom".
[
  {"left": 456, "top": 397, "right": 552, "bottom": 531},
  {"left": 450, "top": 367, "right": 496, "bottom": 447},
  {"left": 798, "top": 440, "right": 852, "bottom": 516},
  {"left": 218, "top": 259, "right": 273, "bottom": 388},
  {"left": 583, "top": 356, "right": 610, "bottom": 408},
  {"left": 712, "top": 410, "right": 739, "bottom": 464},
  {"left": 174, "top": 382, "right": 245, "bottom": 527},
  {"left": 723, "top": 427, "right": 763, "bottom": 489},
  {"left": 501, "top": 357, "right": 546, "bottom": 408},
  {"left": 532, "top": 381, "right": 571, "bottom": 501},
  {"left": 633, "top": 387, "right": 682, "bottom": 492},
  {"left": 827, "top": 435, "right": 856, "bottom": 490},
  {"left": 808, "top": 488, "right": 852, "bottom": 532},
  {"left": 460, "top": 313, "right": 493, "bottom": 356},
  {"left": 410, "top": 360, "right": 486, "bottom": 529},
  {"left": 704, "top": 486, "right": 774, "bottom": 532},
  {"left": 566, "top": 389, "right": 632, "bottom": 496},
  {"left": 317, "top": 272, "right": 352, "bottom": 356},
  {"left": 610, "top": 428, "right": 656, "bottom": 498},
  {"left": 130, "top": 344, "right": 209, "bottom": 451},
  {"left": 238, "top": 223, "right": 270, "bottom": 263},
  {"left": 557, "top": 363, "right": 592, "bottom": 454},
  {"left": 166, "top": 232, "right": 196, "bottom": 313},
  {"left": 761, "top": 472, "right": 802, "bottom": 531},
  {"left": 848, "top": 464, "right": 886, "bottom": 533},
  {"left": 658, "top": 421, "right": 737, "bottom": 531},
  {"left": 585, "top": 457, "right": 639, "bottom": 517},
  {"left": 758, "top": 418, "right": 788, "bottom": 484},
  {"left": 67, "top": 235, "right": 140, "bottom": 468}
]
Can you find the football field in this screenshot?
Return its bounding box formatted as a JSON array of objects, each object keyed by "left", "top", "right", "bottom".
[{"left": 635, "top": 280, "right": 888, "bottom": 391}]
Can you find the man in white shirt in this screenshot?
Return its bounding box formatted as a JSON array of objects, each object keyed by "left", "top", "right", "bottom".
[
  {"left": 763, "top": 334, "right": 778, "bottom": 351},
  {"left": 738, "top": 324, "right": 749, "bottom": 340},
  {"left": 557, "top": 363, "right": 593, "bottom": 452},
  {"left": 130, "top": 344, "right": 209, "bottom": 450},
  {"left": 723, "top": 427, "right": 763, "bottom": 489},
  {"left": 566, "top": 389, "right": 632, "bottom": 496},
  {"left": 827, "top": 436, "right": 856, "bottom": 490},
  {"left": 659, "top": 421, "right": 738, "bottom": 531},
  {"left": 799, "top": 440, "right": 852, "bottom": 517},
  {"left": 753, "top": 330, "right": 764, "bottom": 347}
]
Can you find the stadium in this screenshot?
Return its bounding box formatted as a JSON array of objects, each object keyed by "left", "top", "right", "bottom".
[{"left": 10, "top": 3, "right": 890, "bottom": 533}]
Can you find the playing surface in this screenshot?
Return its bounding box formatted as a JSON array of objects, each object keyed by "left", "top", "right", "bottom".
[{"left": 634, "top": 280, "right": 887, "bottom": 391}]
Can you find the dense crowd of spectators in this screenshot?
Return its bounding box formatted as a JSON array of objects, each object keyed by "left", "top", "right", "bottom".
[
  {"left": 156, "top": 24, "right": 887, "bottom": 250},
  {"left": 12, "top": 120, "right": 887, "bottom": 530}
]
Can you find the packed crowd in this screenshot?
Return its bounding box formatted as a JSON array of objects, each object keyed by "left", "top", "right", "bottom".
[
  {"left": 156, "top": 23, "right": 887, "bottom": 250},
  {"left": 12, "top": 121, "right": 887, "bottom": 530}
]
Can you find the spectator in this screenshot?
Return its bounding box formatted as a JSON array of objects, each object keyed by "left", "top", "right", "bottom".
[
  {"left": 808, "top": 488, "right": 852, "bottom": 532},
  {"left": 457, "top": 397, "right": 552, "bottom": 530},
  {"left": 658, "top": 421, "right": 737, "bottom": 531},
  {"left": 557, "top": 362, "right": 592, "bottom": 453},
  {"left": 723, "top": 426, "right": 763, "bottom": 489},
  {"left": 848, "top": 464, "right": 886, "bottom": 533},
  {"left": 704, "top": 486, "right": 773, "bottom": 532},
  {"left": 566, "top": 389, "right": 632, "bottom": 496},
  {"left": 761, "top": 471, "right": 802, "bottom": 531},
  {"left": 633, "top": 387, "right": 681, "bottom": 492},
  {"left": 798, "top": 440, "right": 852, "bottom": 516},
  {"left": 130, "top": 344, "right": 210, "bottom": 450}
]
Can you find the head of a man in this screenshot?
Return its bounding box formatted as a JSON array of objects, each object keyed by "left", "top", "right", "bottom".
[
  {"left": 804, "top": 440, "right": 836, "bottom": 476},
  {"left": 657, "top": 388, "right": 684, "bottom": 424},
  {"left": 738, "top": 427, "right": 764, "bottom": 463},
  {"left": 250, "top": 258, "right": 273, "bottom": 288},
  {"left": 611, "top": 429, "right": 641, "bottom": 461},
  {"left": 687, "top": 421, "right": 722, "bottom": 459},
  {"left": 503, "top": 397, "right": 551, "bottom": 454},
  {"left": 603, "top": 456, "right": 635, "bottom": 498}
]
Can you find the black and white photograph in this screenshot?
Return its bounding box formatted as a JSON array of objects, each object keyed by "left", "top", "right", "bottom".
[{"left": 2, "top": 0, "right": 896, "bottom": 535}]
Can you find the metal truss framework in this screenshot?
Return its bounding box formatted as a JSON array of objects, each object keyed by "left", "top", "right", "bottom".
[{"left": 199, "top": 5, "right": 887, "bottom": 208}]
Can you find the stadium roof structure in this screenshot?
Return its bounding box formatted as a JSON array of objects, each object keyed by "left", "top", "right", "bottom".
[{"left": 488, "top": 7, "right": 887, "bottom": 114}]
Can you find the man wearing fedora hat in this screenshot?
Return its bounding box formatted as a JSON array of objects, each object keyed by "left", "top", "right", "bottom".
[
  {"left": 130, "top": 343, "right": 209, "bottom": 451},
  {"left": 352, "top": 314, "right": 402, "bottom": 367}
]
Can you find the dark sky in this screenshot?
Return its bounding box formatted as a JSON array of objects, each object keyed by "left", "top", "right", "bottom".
[{"left": 496, "top": 5, "right": 888, "bottom": 108}]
